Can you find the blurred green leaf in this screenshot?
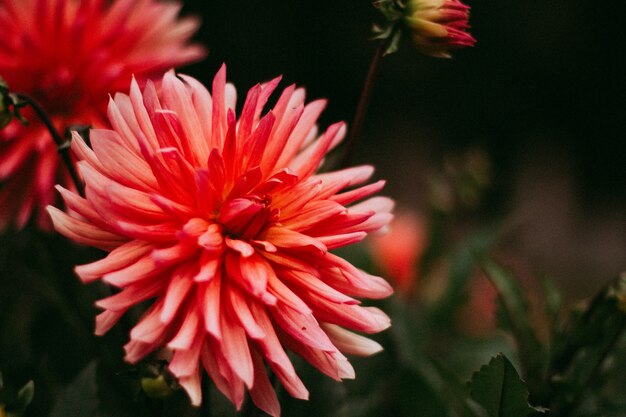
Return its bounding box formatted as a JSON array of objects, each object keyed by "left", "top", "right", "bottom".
[
  {"left": 479, "top": 258, "right": 546, "bottom": 386},
  {"left": 469, "top": 354, "right": 545, "bottom": 417},
  {"left": 0, "top": 378, "right": 34, "bottom": 417},
  {"left": 545, "top": 274, "right": 626, "bottom": 416},
  {"left": 429, "top": 224, "right": 500, "bottom": 326},
  {"left": 12, "top": 381, "right": 34, "bottom": 416}
]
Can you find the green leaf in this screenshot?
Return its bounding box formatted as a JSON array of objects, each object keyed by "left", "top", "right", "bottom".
[
  {"left": 429, "top": 224, "right": 500, "bottom": 326},
  {"left": 545, "top": 274, "right": 626, "bottom": 416},
  {"left": 479, "top": 258, "right": 546, "bottom": 386},
  {"left": 13, "top": 381, "right": 34, "bottom": 415},
  {"left": 469, "top": 354, "right": 545, "bottom": 417}
]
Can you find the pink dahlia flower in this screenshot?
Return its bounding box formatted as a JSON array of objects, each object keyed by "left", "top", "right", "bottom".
[
  {"left": 404, "top": 0, "right": 476, "bottom": 58},
  {"left": 48, "top": 66, "right": 394, "bottom": 415},
  {"left": 0, "top": 0, "right": 205, "bottom": 230}
]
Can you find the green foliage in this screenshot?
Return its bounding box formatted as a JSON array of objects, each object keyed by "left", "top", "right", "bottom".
[
  {"left": 371, "top": 0, "right": 404, "bottom": 55},
  {"left": 479, "top": 258, "right": 546, "bottom": 387},
  {"left": 479, "top": 258, "right": 626, "bottom": 417},
  {"left": 0, "top": 78, "right": 29, "bottom": 128},
  {"left": 428, "top": 224, "right": 500, "bottom": 326},
  {"left": 468, "top": 354, "right": 545, "bottom": 417},
  {"left": 0, "top": 372, "right": 34, "bottom": 417},
  {"left": 543, "top": 274, "right": 626, "bottom": 416}
]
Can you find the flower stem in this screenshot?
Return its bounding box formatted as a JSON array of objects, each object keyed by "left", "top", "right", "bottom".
[
  {"left": 339, "top": 38, "right": 388, "bottom": 168},
  {"left": 15, "top": 93, "right": 84, "bottom": 196}
]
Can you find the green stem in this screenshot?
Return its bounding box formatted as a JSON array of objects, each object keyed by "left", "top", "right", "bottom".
[
  {"left": 339, "top": 37, "right": 388, "bottom": 168},
  {"left": 15, "top": 93, "right": 84, "bottom": 196}
]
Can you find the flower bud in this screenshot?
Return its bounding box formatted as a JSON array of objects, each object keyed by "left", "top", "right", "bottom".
[
  {"left": 0, "top": 77, "right": 13, "bottom": 128},
  {"left": 405, "top": 0, "right": 476, "bottom": 58},
  {"left": 138, "top": 361, "right": 178, "bottom": 400}
]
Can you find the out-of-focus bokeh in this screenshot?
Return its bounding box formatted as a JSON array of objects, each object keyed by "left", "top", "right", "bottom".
[{"left": 182, "top": 0, "right": 625, "bottom": 296}]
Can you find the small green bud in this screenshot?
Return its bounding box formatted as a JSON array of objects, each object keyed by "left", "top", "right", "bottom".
[
  {"left": 140, "top": 374, "right": 174, "bottom": 400},
  {"left": 1, "top": 77, "right": 13, "bottom": 128},
  {"left": 138, "top": 360, "right": 178, "bottom": 400}
]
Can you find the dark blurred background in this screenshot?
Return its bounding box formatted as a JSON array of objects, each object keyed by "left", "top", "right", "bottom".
[{"left": 180, "top": 0, "right": 625, "bottom": 294}]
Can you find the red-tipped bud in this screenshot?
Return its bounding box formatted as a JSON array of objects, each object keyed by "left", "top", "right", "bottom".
[{"left": 405, "top": 0, "right": 476, "bottom": 58}]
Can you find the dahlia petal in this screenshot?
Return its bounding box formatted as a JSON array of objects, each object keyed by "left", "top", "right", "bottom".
[
  {"left": 169, "top": 333, "right": 203, "bottom": 377},
  {"left": 249, "top": 349, "right": 281, "bottom": 417},
  {"left": 114, "top": 220, "right": 178, "bottom": 242},
  {"left": 261, "top": 103, "right": 304, "bottom": 175},
  {"left": 89, "top": 129, "right": 158, "bottom": 191},
  {"left": 102, "top": 253, "right": 164, "bottom": 288},
  {"left": 226, "top": 251, "right": 276, "bottom": 303},
  {"left": 272, "top": 180, "right": 322, "bottom": 216},
  {"left": 290, "top": 122, "right": 344, "bottom": 179},
  {"left": 162, "top": 71, "right": 209, "bottom": 165},
  {"left": 47, "top": 206, "right": 126, "bottom": 251},
  {"left": 178, "top": 368, "right": 202, "bottom": 407},
  {"left": 279, "top": 331, "right": 342, "bottom": 381},
  {"left": 194, "top": 251, "right": 221, "bottom": 282},
  {"left": 264, "top": 226, "right": 327, "bottom": 253},
  {"left": 228, "top": 288, "right": 266, "bottom": 340},
  {"left": 168, "top": 307, "right": 201, "bottom": 350},
  {"left": 56, "top": 185, "right": 113, "bottom": 234},
  {"left": 124, "top": 340, "right": 163, "bottom": 364},
  {"left": 267, "top": 272, "right": 311, "bottom": 314},
  {"left": 322, "top": 265, "right": 394, "bottom": 299},
  {"left": 248, "top": 302, "right": 309, "bottom": 400},
  {"left": 129, "top": 77, "right": 159, "bottom": 149},
  {"left": 237, "top": 83, "right": 261, "bottom": 142},
  {"left": 178, "top": 74, "right": 213, "bottom": 149},
  {"left": 225, "top": 237, "right": 255, "bottom": 257},
  {"left": 160, "top": 265, "right": 194, "bottom": 323},
  {"left": 96, "top": 277, "right": 168, "bottom": 312},
  {"left": 220, "top": 305, "right": 254, "bottom": 388},
  {"left": 321, "top": 323, "right": 384, "bottom": 356},
  {"left": 314, "top": 165, "right": 376, "bottom": 199},
  {"left": 336, "top": 353, "right": 356, "bottom": 379},
  {"left": 330, "top": 180, "right": 386, "bottom": 206},
  {"left": 71, "top": 131, "right": 106, "bottom": 174},
  {"left": 150, "top": 193, "right": 196, "bottom": 220},
  {"left": 95, "top": 309, "right": 127, "bottom": 336},
  {"left": 130, "top": 300, "right": 168, "bottom": 343},
  {"left": 316, "top": 231, "right": 367, "bottom": 249},
  {"left": 202, "top": 341, "right": 246, "bottom": 409},
  {"left": 152, "top": 241, "right": 198, "bottom": 267},
  {"left": 211, "top": 64, "right": 228, "bottom": 150},
  {"left": 275, "top": 99, "right": 327, "bottom": 168},
  {"left": 198, "top": 277, "right": 222, "bottom": 339},
  {"left": 279, "top": 268, "right": 358, "bottom": 305},
  {"left": 0, "top": 134, "right": 35, "bottom": 179},
  {"left": 270, "top": 302, "right": 334, "bottom": 351},
  {"left": 280, "top": 200, "right": 346, "bottom": 231},
  {"left": 242, "top": 113, "right": 276, "bottom": 172},
  {"left": 108, "top": 95, "right": 142, "bottom": 153},
  {"left": 253, "top": 76, "right": 282, "bottom": 126},
  {"left": 76, "top": 240, "right": 152, "bottom": 283},
  {"left": 309, "top": 295, "right": 391, "bottom": 334}
]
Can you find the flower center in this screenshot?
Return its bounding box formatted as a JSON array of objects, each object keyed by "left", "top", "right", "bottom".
[{"left": 217, "top": 195, "right": 278, "bottom": 240}]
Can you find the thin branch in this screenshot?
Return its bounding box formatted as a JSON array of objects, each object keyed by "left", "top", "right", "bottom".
[
  {"left": 15, "top": 93, "right": 84, "bottom": 196},
  {"left": 339, "top": 38, "right": 388, "bottom": 168}
]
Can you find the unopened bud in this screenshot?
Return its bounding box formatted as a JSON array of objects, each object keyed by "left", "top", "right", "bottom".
[
  {"left": 1, "top": 77, "right": 13, "bottom": 128},
  {"left": 140, "top": 374, "right": 174, "bottom": 400},
  {"left": 404, "top": 0, "right": 476, "bottom": 58},
  {"left": 138, "top": 360, "right": 178, "bottom": 400}
]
